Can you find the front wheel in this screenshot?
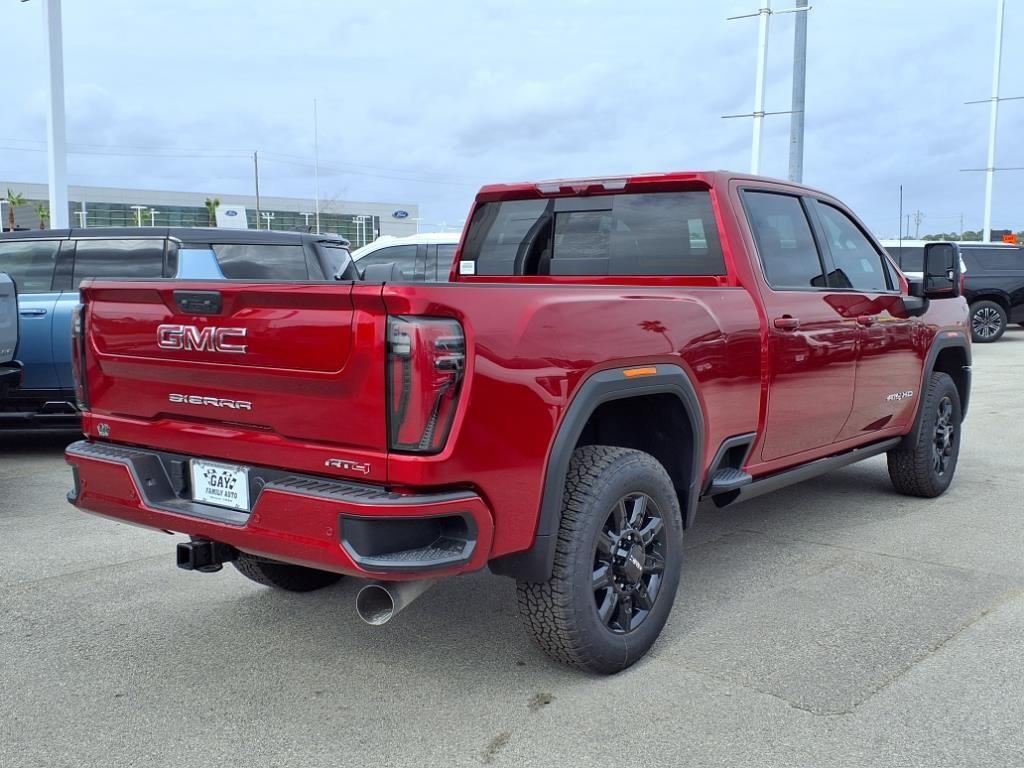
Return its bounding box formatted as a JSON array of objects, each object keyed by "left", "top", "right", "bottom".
[
  {"left": 516, "top": 445, "right": 683, "bottom": 674},
  {"left": 887, "top": 371, "right": 962, "bottom": 498},
  {"left": 970, "top": 300, "right": 1006, "bottom": 343}
]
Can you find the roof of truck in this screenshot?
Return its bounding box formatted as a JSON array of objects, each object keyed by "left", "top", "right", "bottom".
[
  {"left": 473, "top": 170, "right": 829, "bottom": 203},
  {"left": 0, "top": 227, "right": 350, "bottom": 247}
]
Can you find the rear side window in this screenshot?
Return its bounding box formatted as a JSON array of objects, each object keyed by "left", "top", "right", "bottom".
[
  {"left": 885, "top": 246, "right": 924, "bottom": 272},
  {"left": 961, "top": 246, "right": 1024, "bottom": 272},
  {"left": 815, "top": 203, "right": 891, "bottom": 291},
  {"left": 742, "top": 192, "right": 826, "bottom": 289},
  {"left": 0, "top": 240, "right": 59, "bottom": 293},
  {"left": 211, "top": 244, "right": 309, "bottom": 280},
  {"left": 73, "top": 239, "right": 164, "bottom": 288},
  {"left": 436, "top": 244, "right": 457, "bottom": 281},
  {"left": 461, "top": 191, "right": 725, "bottom": 276},
  {"left": 356, "top": 245, "right": 420, "bottom": 279}
]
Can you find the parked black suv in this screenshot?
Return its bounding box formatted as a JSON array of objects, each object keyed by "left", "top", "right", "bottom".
[{"left": 886, "top": 241, "right": 1024, "bottom": 343}]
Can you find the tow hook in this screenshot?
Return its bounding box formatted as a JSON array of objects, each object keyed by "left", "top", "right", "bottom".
[{"left": 176, "top": 539, "right": 238, "bottom": 573}]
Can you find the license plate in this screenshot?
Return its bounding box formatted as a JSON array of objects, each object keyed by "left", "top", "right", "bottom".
[{"left": 190, "top": 459, "right": 250, "bottom": 512}]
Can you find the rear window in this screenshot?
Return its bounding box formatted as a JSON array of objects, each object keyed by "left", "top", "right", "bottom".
[
  {"left": 461, "top": 191, "right": 725, "bottom": 276},
  {"left": 961, "top": 246, "right": 1024, "bottom": 272},
  {"left": 212, "top": 243, "right": 309, "bottom": 280}
]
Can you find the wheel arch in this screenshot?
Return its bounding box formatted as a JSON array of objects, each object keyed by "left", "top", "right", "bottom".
[
  {"left": 968, "top": 292, "right": 1011, "bottom": 312},
  {"left": 901, "top": 332, "right": 971, "bottom": 450},
  {"left": 489, "top": 364, "right": 705, "bottom": 582}
]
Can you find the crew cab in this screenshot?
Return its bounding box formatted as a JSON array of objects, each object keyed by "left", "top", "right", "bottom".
[
  {"left": 65, "top": 172, "right": 970, "bottom": 673},
  {"left": 0, "top": 227, "right": 352, "bottom": 426}
]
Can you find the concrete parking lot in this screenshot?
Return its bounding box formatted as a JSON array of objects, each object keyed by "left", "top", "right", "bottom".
[{"left": 1, "top": 331, "right": 1022, "bottom": 768}]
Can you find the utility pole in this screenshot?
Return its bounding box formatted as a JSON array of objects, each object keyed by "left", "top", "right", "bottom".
[
  {"left": 253, "top": 151, "right": 262, "bottom": 229},
  {"left": 905, "top": 214, "right": 911, "bottom": 239},
  {"left": 42, "top": 0, "right": 69, "bottom": 228},
  {"left": 313, "top": 98, "right": 321, "bottom": 235},
  {"left": 913, "top": 210, "right": 924, "bottom": 239},
  {"left": 788, "top": 0, "right": 809, "bottom": 182},
  {"left": 724, "top": 3, "right": 812, "bottom": 175},
  {"left": 960, "top": 212, "right": 965, "bottom": 241}
]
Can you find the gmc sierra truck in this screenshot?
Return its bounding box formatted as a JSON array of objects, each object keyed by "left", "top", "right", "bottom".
[{"left": 65, "top": 172, "right": 971, "bottom": 673}]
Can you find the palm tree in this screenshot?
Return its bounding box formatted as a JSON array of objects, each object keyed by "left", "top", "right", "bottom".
[
  {"left": 204, "top": 197, "right": 220, "bottom": 227},
  {"left": 5, "top": 189, "right": 25, "bottom": 231},
  {"left": 36, "top": 202, "right": 49, "bottom": 230}
]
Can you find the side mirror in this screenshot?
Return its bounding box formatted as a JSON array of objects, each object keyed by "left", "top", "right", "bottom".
[{"left": 921, "top": 242, "right": 961, "bottom": 299}]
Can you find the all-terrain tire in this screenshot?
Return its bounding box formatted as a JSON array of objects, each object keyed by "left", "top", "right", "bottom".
[
  {"left": 232, "top": 554, "right": 343, "bottom": 592},
  {"left": 516, "top": 445, "right": 683, "bottom": 674},
  {"left": 887, "top": 371, "right": 962, "bottom": 498},
  {"left": 969, "top": 300, "right": 1006, "bottom": 343}
]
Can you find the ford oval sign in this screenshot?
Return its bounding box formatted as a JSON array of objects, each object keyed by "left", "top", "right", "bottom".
[
  {"left": 392, "top": 210, "right": 409, "bottom": 219},
  {"left": 225, "top": 209, "right": 238, "bottom": 217}
]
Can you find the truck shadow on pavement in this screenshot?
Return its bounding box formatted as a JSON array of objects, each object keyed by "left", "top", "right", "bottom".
[{"left": 0, "top": 429, "right": 81, "bottom": 457}]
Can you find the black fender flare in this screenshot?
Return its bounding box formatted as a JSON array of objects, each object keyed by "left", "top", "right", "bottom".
[
  {"left": 900, "top": 331, "right": 971, "bottom": 450},
  {"left": 489, "top": 364, "right": 705, "bottom": 582}
]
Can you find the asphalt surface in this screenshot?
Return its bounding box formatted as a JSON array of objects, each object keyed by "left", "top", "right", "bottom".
[{"left": 2, "top": 330, "right": 1023, "bottom": 768}]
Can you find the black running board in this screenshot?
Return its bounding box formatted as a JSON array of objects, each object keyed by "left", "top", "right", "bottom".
[{"left": 710, "top": 437, "right": 901, "bottom": 508}]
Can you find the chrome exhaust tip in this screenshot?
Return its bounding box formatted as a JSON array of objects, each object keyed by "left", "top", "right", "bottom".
[{"left": 356, "top": 579, "right": 437, "bottom": 625}]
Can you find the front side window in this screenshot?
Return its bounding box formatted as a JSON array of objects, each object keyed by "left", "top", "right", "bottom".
[
  {"left": 461, "top": 191, "right": 725, "bottom": 277},
  {"left": 73, "top": 239, "right": 164, "bottom": 288},
  {"left": 743, "top": 192, "right": 825, "bottom": 289},
  {"left": 815, "top": 203, "right": 890, "bottom": 291},
  {"left": 211, "top": 244, "right": 309, "bottom": 280},
  {"left": 885, "top": 246, "right": 924, "bottom": 272},
  {"left": 0, "top": 240, "right": 59, "bottom": 293},
  {"left": 356, "top": 245, "right": 419, "bottom": 279}
]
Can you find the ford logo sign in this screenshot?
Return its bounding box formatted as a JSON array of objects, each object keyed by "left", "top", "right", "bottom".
[
  {"left": 392, "top": 210, "right": 409, "bottom": 219},
  {"left": 225, "top": 210, "right": 238, "bottom": 217}
]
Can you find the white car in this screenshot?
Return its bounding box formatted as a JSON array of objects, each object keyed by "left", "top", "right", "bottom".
[{"left": 352, "top": 232, "right": 461, "bottom": 282}]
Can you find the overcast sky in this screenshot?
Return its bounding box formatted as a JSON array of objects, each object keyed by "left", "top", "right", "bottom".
[{"left": 1, "top": 0, "right": 1021, "bottom": 238}]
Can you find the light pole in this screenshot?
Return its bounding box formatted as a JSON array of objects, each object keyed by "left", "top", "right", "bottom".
[
  {"left": 42, "top": 0, "right": 69, "bottom": 228},
  {"left": 0, "top": 199, "right": 6, "bottom": 232},
  {"left": 313, "top": 98, "right": 321, "bottom": 234},
  {"left": 261, "top": 212, "right": 275, "bottom": 230},
  {"left": 724, "top": 3, "right": 811, "bottom": 175},
  {"left": 301, "top": 212, "right": 314, "bottom": 228},
  {"left": 354, "top": 215, "right": 369, "bottom": 246},
  {"left": 964, "top": 0, "right": 1022, "bottom": 242},
  {"left": 130, "top": 205, "right": 146, "bottom": 226},
  {"left": 149, "top": 209, "right": 160, "bottom": 226},
  {"left": 74, "top": 209, "right": 87, "bottom": 227}
]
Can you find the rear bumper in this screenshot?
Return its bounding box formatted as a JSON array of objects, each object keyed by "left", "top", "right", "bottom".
[{"left": 65, "top": 440, "right": 493, "bottom": 580}]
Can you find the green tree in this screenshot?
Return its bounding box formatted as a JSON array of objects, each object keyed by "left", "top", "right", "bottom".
[
  {"left": 36, "top": 202, "right": 49, "bottom": 230},
  {"left": 5, "top": 189, "right": 25, "bottom": 231},
  {"left": 204, "top": 197, "right": 220, "bottom": 227}
]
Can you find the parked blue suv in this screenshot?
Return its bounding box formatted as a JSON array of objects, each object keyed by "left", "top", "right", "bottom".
[{"left": 0, "top": 227, "right": 352, "bottom": 426}]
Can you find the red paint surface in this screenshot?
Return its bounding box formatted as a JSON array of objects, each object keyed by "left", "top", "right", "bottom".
[{"left": 70, "top": 171, "right": 969, "bottom": 573}]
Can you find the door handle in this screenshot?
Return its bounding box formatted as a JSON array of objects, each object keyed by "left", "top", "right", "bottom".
[
  {"left": 773, "top": 316, "right": 800, "bottom": 331},
  {"left": 19, "top": 308, "right": 47, "bottom": 317},
  {"left": 856, "top": 315, "right": 876, "bottom": 326}
]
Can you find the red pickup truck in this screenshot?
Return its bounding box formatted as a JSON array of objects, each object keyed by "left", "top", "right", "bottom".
[{"left": 66, "top": 171, "right": 970, "bottom": 673}]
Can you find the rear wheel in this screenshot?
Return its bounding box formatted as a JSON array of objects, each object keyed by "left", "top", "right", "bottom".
[
  {"left": 970, "top": 300, "right": 1006, "bottom": 343},
  {"left": 887, "top": 371, "right": 962, "bottom": 498},
  {"left": 232, "top": 553, "right": 342, "bottom": 592},
  {"left": 516, "top": 445, "right": 683, "bottom": 674}
]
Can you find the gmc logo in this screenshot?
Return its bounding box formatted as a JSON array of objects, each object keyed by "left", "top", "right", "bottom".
[{"left": 157, "top": 324, "right": 247, "bottom": 354}]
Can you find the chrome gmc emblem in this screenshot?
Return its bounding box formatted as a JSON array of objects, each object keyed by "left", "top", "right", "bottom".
[{"left": 157, "top": 324, "right": 247, "bottom": 354}]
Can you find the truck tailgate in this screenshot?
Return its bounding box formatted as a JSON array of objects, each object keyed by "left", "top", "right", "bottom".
[{"left": 82, "top": 281, "right": 389, "bottom": 460}]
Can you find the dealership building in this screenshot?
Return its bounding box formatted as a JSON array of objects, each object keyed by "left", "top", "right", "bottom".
[{"left": 0, "top": 182, "right": 420, "bottom": 247}]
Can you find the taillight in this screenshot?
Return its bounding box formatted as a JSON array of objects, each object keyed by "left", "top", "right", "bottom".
[
  {"left": 386, "top": 316, "right": 465, "bottom": 453},
  {"left": 70, "top": 303, "right": 89, "bottom": 410}
]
